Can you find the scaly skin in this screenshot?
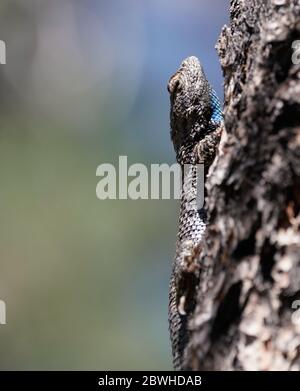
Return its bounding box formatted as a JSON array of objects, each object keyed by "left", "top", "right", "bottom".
[{"left": 168, "top": 56, "right": 222, "bottom": 370}]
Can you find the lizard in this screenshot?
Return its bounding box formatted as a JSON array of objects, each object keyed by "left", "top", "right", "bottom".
[{"left": 167, "top": 56, "right": 223, "bottom": 370}]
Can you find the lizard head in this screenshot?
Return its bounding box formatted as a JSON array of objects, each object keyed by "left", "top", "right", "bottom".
[{"left": 168, "top": 56, "right": 211, "bottom": 160}]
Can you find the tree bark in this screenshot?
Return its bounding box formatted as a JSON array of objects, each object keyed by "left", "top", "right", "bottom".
[{"left": 185, "top": 0, "right": 300, "bottom": 370}]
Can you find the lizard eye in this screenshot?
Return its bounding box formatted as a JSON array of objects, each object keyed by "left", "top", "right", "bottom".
[{"left": 168, "top": 74, "right": 182, "bottom": 95}]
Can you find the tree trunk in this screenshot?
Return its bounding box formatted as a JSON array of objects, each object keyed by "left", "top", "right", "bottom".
[{"left": 185, "top": 0, "right": 300, "bottom": 370}]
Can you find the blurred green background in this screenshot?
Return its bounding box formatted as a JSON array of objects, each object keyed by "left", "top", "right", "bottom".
[{"left": 0, "top": 0, "right": 227, "bottom": 370}]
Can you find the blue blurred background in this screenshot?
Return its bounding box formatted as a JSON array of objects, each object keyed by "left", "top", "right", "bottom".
[{"left": 0, "top": 0, "right": 228, "bottom": 370}]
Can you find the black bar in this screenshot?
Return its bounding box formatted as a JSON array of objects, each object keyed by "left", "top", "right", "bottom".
[{"left": 0, "top": 371, "right": 298, "bottom": 389}]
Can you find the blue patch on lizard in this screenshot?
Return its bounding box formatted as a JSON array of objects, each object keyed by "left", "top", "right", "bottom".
[{"left": 210, "top": 89, "right": 223, "bottom": 124}]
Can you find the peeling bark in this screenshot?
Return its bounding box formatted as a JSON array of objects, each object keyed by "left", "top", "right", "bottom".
[{"left": 185, "top": 0, "right": 300, "bottom": 370}]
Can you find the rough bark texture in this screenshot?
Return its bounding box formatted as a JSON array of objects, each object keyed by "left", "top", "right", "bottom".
[{"left": 185, "top": 0, "right": 300, "bottom": 370}]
